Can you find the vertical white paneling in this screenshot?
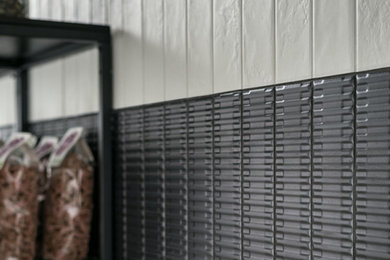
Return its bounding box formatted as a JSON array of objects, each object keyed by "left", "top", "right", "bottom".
[
  {"left": 0, "top": 76, "right": 16, "bottom": 126},
  {"left": 358, "top": 0, "right": 390, "bottom": 70},
  {"left": 110, "top": 0, "right": 123, "bottom": 31},
  {"left": 76, "top": 49, "right": 99, "bottom": 114},
  {"left": 214, "top": 0, "right": 242, "bottom": 93},
  {"left": 187, "top": 0, "right": 213, "bottom": 97},
  {"left": 164, "top": 0, "right": 187, "bottom": 100},
  {"left": 29, "top": 0, "right": 39, "bottom": 19},
  {"left": 276, "top": 0, "right": 311, "bottom": 82},
  {"left": 29, "top": 60, "right": 64, "bottom": 121},
  {"left": 111, "top": 0, "right": 125, "bottom": 108},
  {"left": 92, "top": 0, "right": 107, "bottom": 24},
  {"left": 113, "top": 34, "right": 132, "bottom": 108},
  {"left": 63, "top": 50, "right": 99, "bottom": 116},
  {"left": 314, "top": 0, "right": 355, "bottom": 77},
  {"left": 143, "top": 0, "right": 165, "bottom": 104},
  {"left": 66, "top": 0, "right": 77, "bottom": 22},
  {"left": 243, "top": 0, "right": 274, "bottom": 88},
  {"left": 77, "top": 0, "right": 91, "bottom": 23},
  {"left": 51, "top": 0, "right": 63, "bottom": 21},
  {"left": 114, "top": 0, "right": 143, "bottom": 108},
  {"left": 63, "top": 0, "right": 76, "bottom": 22},
  {"left": 19, "top": 0, "right": 390, "bottom": 120},
  {"left": 39, "top": 0, "right": 50, "bottom": 19},
  {"left": 63, "top": 55, "right": 78, "bottom": 116}
]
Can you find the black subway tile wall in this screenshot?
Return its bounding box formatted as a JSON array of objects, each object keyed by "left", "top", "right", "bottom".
[
  {"left": 113, "top": 71, "right": 390, "bottom": 260},
  {"left": 4, "top": 70, "right": 389, "bottom": 259}
]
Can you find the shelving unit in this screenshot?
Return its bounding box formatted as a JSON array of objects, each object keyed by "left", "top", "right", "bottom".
[{"left": 0, "top": 16, "right": 112, "bottom": 259}]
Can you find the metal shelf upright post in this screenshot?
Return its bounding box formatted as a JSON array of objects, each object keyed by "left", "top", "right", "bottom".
[{"left": 0, "top": 16, "right": 113, "bottom": 260}]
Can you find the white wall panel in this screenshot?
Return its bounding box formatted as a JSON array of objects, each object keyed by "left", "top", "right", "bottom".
[
  {"left": 114, "top": 0, "right": 143, "bottom": 108},
  {"left": 276, "top": 0, "right": 311, "bottom": 82},
  {"left": 39, "top": 0, "right": 50, "bottom": 19},
  {"left": 63, "top": 0, "right": 76, "bottom": 22},
  {"left": 75, "top": 0, "right": 95, "bottom": 115},
  {"left": 0, "top": 76, "right": 16, "bottom": 126},
  {"left": 4, "top": 0, "right": 390, "bottom": 124},
  {"left": 77, "top": 0, "right": 91, "bottom": 23},
  {"left": 164, "top": 0, "right": 187, "bottom": 100},
  {"left": 51, "top": 0, "right": 63, "bottom": 21},
  {"left": 187, "top": 0, "right": 213, "bottom": 97},
  {"left": 63, "top": 55, "right": 78, "bottom": 116},
  {"left": 243, "top": 0, "right": 275, "bottom": 88},
  {"left": 214, "top": 0, "right": 242, "bottom": 93},
  {"left": 63, "top": 49, "right": 99, "bottom": 116},
  {"left": 92, "top": 0, "right": 107, "bottom": 24},
  {"left": 358, "top": 0, "right": 390, "bottom": 70},
  {"left": 29, "top": 0, "right": 39, "bottom": 19},
  {"left": 110, "top": 0, "right": 123, "bottom": 31},
  {"left": 143, "top": 0, "right": 165, "bottom": 104},
  {"left": 314, "top": 0, "right": 355, "bottom": 77},
  {"left": 29, "top": 60, "right": 64, "bottom": 121}
]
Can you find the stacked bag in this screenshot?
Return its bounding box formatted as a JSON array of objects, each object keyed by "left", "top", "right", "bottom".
[
  {"left": 0, "top": 133, "right": 39, "bottom": 259},
  {"left": 0, "top": 127, "right": 94, "bottom": 260}
]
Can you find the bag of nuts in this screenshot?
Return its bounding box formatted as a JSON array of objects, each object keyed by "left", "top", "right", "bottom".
[
  {"left": 34, "top": 137, "right": 58, "bottom": 258},
  {"left": 43, "top": 127, "right": 94, "bottom": 260},
  {"left": 0, "top": 132, "right": 40, "bottom": 260}
]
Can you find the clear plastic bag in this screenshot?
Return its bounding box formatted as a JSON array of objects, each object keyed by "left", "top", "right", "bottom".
[
  {"left": 0, "top": 135, "right": 39, "bottom": 260},
  {"left": 43, "top": 128, "right": 94, "bottom": 260},
  {"left": 34, "top": 137, "right": 58, "bottom": 259}
]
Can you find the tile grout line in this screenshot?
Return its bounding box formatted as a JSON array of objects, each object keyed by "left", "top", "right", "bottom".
[
  {"left": 123, "top": 116, "right": 127, "bottom": 260},
  {"left": 240, "top": 0, "right": 245, "bottom": 259},
  {"left": 352, "top": 75, "right": 358, "bottom": 260},
  {"left": 211, "top": 96, "right": 216, "bottom": 260},
  {"left": 272, "top": 86, "right": 277, "bottom": 260},
  {"left": 142, "top": 108, "right": 146, "bottom": 260},
  {"left": 185, "top": 101, "right": 190, "bottom": 260},
  {"left": 162, "top": 104, "right": 166, "bottom": 260},
  {"left": 240, "top": 91, "right": 244, "bottom": 260}
]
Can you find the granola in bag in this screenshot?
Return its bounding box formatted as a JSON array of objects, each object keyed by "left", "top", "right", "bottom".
[
  {"left": 0, "top": 133, "right": 40, "bottom": 260},
  {"left": 34, "top": 137, "right": 58, "bottom": 258},
  {"left": 43, "top": 128, "right": 94, "bottom": 260}
]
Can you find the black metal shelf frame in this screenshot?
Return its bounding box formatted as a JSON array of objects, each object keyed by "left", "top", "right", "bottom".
[{"left": 0, "top": 16, "right": 112, "bottom": 260}]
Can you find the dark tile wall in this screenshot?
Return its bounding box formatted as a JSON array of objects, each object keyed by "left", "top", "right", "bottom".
[{"left": 113, "top": 71, "right": 390, "bottom": 260}]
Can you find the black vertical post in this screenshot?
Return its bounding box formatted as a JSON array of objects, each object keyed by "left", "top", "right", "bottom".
[
  {"left": 98, "top": 39, "right": 113, "bottom": 260},
  {"left": 16, "top": 69, "right": 28, "bottom": 132}
]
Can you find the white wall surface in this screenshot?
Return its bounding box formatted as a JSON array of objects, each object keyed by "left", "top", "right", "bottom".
[
  {"left": 1, "top": 0, "right": 390, "bottom": 124},
  {"left": 0, "top": 75, "right": 17, "bottom": 126}
]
